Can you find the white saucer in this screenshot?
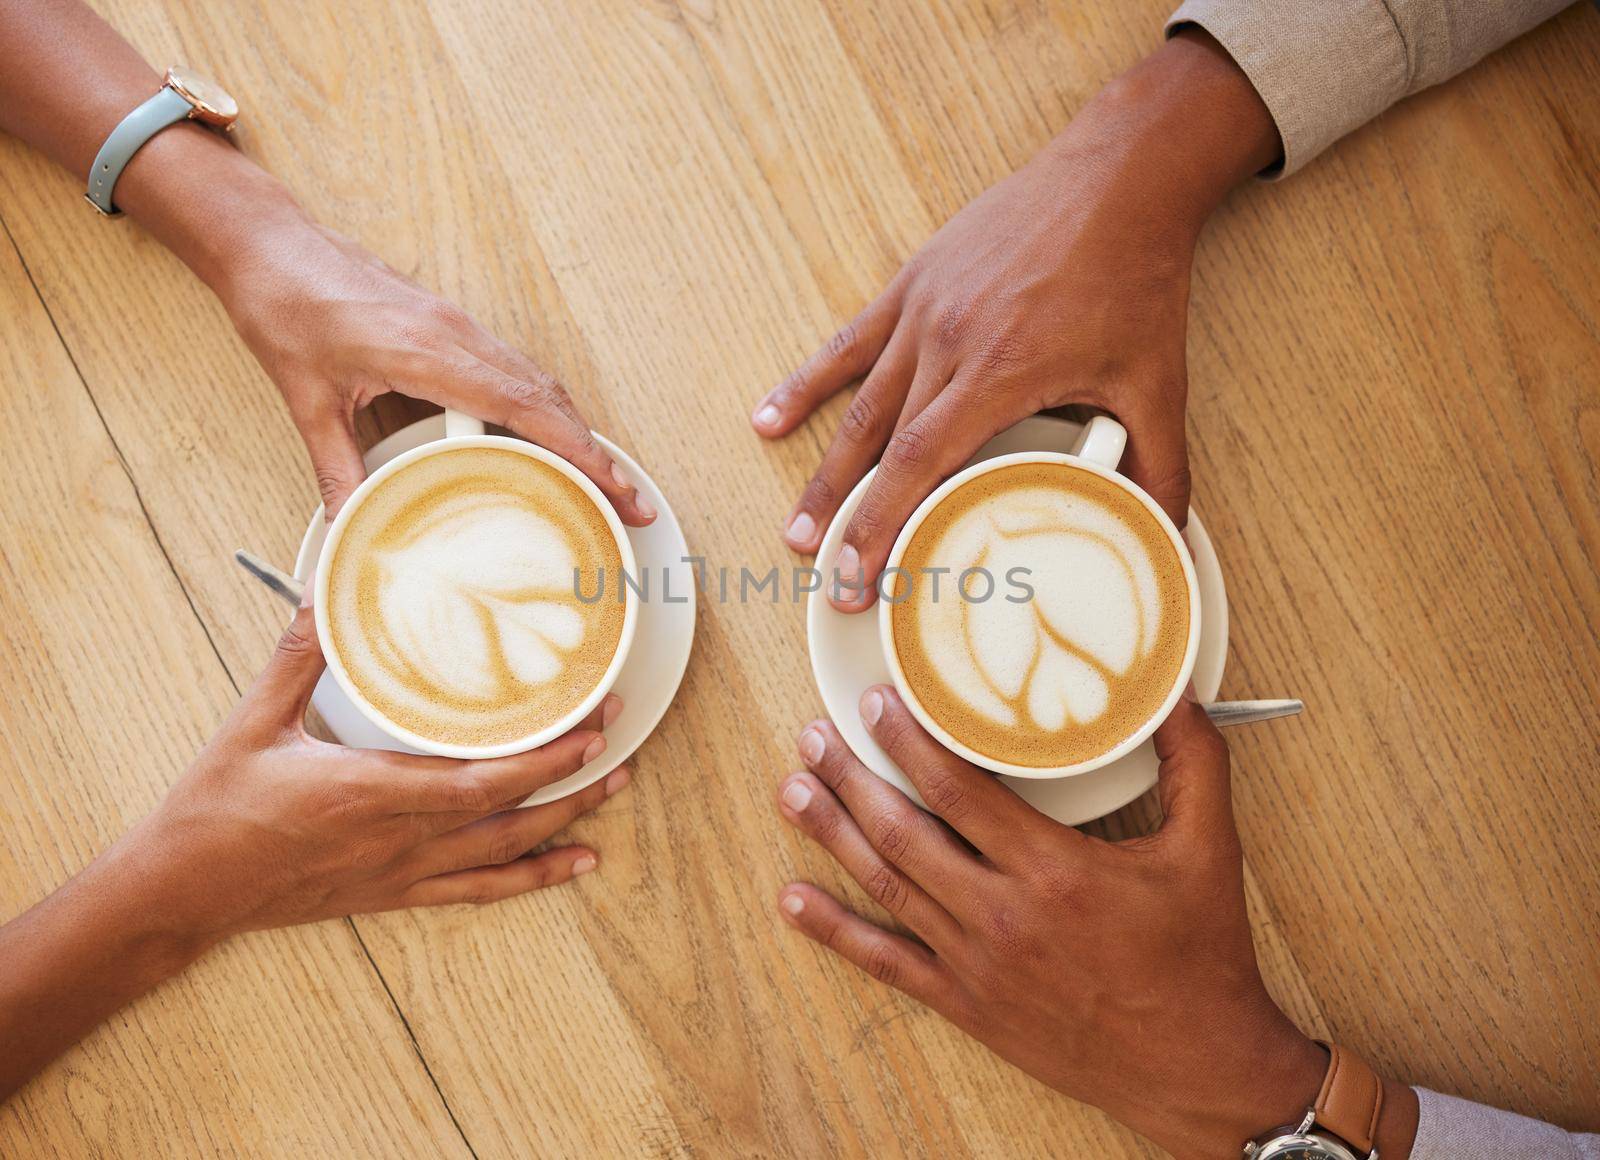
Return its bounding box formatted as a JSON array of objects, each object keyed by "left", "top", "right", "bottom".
[
  {"left": 806, "top": 415, "right": 1228, "bottom": 827},
  {"left": 294, "top": 416, "right": 696, "bottom": 805}
]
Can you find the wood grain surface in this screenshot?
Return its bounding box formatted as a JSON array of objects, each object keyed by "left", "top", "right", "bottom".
[{"left": 0, "top": 0, "right": 1595, "bottom": 1155}]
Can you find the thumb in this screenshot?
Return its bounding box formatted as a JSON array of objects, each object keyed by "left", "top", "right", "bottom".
[
  {"left": 247, "top": 604, "right": 327, "bottom": 730},
  {"left": 1119, "top": 394, "right": 1191, "bottom": 530},
  {"left": 302, "top": 412, "right": 368, "bottom": 521},
  {"left": 1153, "top": 694, "right": 1236, "bottom": 847}
]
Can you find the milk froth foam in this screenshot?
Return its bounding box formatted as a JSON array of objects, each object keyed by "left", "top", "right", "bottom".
[
  {"left": 327, "top": 447, "right": 625, "bottom": 749},
  {"left": 889, "top": 462, "right": 1190, "bottom": 769}
]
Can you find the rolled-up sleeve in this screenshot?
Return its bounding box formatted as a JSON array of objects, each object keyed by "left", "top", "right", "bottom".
[
  {"left": 1412, "top": 1088, "right": 1600, "bottom": 1158},
  {"left": 1164, "top": 0, "right": 1578, "bottom": 176}
]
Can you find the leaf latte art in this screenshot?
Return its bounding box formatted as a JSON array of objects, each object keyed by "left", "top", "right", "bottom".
[
  {"left": 327, "top": 448, "right": 625, "bottom": 748},
  {"left": 890, "top": 463, "right": 1190, "bottom": 769}
]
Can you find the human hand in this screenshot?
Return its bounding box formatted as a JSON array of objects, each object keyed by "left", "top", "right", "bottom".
[
  {"left": 215, "top": 215, "right": 657, "bottom": 524},
  {"left": 752, "top": 31, "right": 1278, "bottom": 611},
  {"left": 774, "top": 688, "right": 1338, "bottom": 1158},
  {"left": 123, "top": 605, "right": 631, "bottom": 943}
]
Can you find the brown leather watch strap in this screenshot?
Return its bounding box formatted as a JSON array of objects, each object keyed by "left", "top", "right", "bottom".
[{"left": 1313, "top": 1041, "right": 1384, "bottom": 1154}]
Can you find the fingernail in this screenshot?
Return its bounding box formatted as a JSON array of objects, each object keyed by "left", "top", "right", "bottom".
[
  {"left": 1181, "top": 680, "right": 1198, "bottom": 703},
  {"left": 582, "top": 734, "right": 607, "bottom": 764},
  {"left": 634, "top": 492, "right": 657, "bottom": 521},
  {"left": 786, "top": 511, "right": 816, "bottom": 545},
  {"left": 602, "top": 694, "right": 624, "bottom": 727},
  {"left": 754, "top": 403, "right": 782, "bottom": 430},
  {"left": 605, "top": 766, "right": 631, "bottom": 796},
  {"left": 861, "top": 688, "right": 884, "bottom": 726},
  {"left": 838, "top": 540, "right": 864, "bottom": 579},
  {"left": 781, "top": 778, "right": 813, "bottom": 813},
  {"left": 798, "top": 727, "right": 825, "bottom": 764},
  {"left": 781, "top": 892, "right": 805, "bottom": 917},
  {"left": 609, "top": 460, "right": 631, "bottom": 489},
  {"left": 573, "top": 854, "right": 598, "bottom": 876}
]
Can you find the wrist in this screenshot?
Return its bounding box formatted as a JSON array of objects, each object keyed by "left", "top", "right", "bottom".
[
  {"left": 108, "top": 117, "right": 311, "bottom": 294},
  {"left": 1048, "top": 27, "right": 1279, "bottom": 251},
  {"left": 87, "top": 810, "right": 231, "bottom": 969},
  {"left": 1116, "top": 1003, "right": 1326, "bottom": 1160}
]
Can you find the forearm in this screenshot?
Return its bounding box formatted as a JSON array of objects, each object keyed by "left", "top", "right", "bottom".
[
  {"left": 0, "top": 817, "right": 213, "bottom": 1100},
  {"left": 0, "top": 0, "right": 308, "bottom": 290}
]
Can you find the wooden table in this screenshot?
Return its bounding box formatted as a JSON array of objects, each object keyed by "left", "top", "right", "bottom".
[{"left": 2, "top": 2, "right": 1596, "bottom": 1155}]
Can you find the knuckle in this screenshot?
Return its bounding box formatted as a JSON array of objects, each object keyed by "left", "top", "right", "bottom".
[
  {"left": 862, "top": 941, "right": 901, "bottom": 986},
  {"left": 931, "top": 298, "right": 972, "bottom": 350},
  {"left": 347, "top": 835, "right": 394, "bottom": 873},
  {"left": 982, "top": 904, "right": 1030, "bottom": 958},
  {"left": 976, "top": 331, "right": 1031, "bottom": 374},
  {"left": 870, "top": 810, "right": 913, "bottom": 863},
  {"left": 918, "top": 769, "right": 967, "bottom": 820},
  {"left": 322, "top": 767, "right": 370, "bottom": 818},
  {"left": 457, "top": 884, "right": 496, "bottom": 907},
  {"left": 881, "top": 425, "right": 934, "bottom": 479},
  {"left": 313, "top": 466, "right": 349, "bottom": 505},
  {"left": 486, "top": 830, "right": 528, "bottom": 867},
  {"left": 864, "top": 861, "right": 908, "bottom": 913},
  {"left": 1032, "top": 858, "right": 1084, "bottom": 910},
  {"left": 426, "top": 299, "right": 470, "bottom": 329},
  {"left": 1145, "top": 462, "right": 1193, "bottom": 504},
  {"left": 837, "top": 392, "right": 882, "bottom": 444},
  {"left": 448, "top": 773, "right": 498, "bottom": 813},
  {"left": 825, "top": 322, "right": 859, "bottom": 362},
  {"left": 499, "top": 374, "right": 560, "bottom": 415},
  {"left": 275, "top": 618, "right": 319, "bottom": 659},
  {"left": 393, "top": 321, "right": 446, "bottom": 360}
]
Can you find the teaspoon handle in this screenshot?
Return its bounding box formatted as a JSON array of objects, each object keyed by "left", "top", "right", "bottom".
[{"left": 1202, "top": 699, "right": 1303, "bottom": 727}]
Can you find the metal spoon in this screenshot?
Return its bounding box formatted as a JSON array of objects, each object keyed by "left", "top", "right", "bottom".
[
  {"left": 232, "top": 548, "right": 1302, "bottom": 727},
  {"left": 234, "top": 548, "right": 304, "bottom": 607}
]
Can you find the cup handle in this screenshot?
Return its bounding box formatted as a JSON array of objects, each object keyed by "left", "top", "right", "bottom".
[
  {"left": 1071, "top": 414, "right": 1127, "bottom": 471},
  {"left": 444, "top": 409, "right": 485, "bottom": 439}
]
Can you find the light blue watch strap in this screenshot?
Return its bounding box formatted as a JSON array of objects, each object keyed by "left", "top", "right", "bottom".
[{"left": 86, "top": 86, "right": 194, "bottom": 216}]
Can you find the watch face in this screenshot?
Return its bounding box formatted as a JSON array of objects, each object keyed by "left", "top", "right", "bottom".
[
  {"left": 165, "top": 66, "right": 238, "bottom": 124},
  {"left": 1256, "top": 1135, "right": 1357, "bottom": 1160}
]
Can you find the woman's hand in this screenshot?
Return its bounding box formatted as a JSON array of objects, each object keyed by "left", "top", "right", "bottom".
[
  {"left": 0, "top": 604, "right": 629, "bottom": 1098},
  {"left": 215, "top": 217, "right": 657, "bottom": 524},
  {"left": 130, "top": 605, "right": 631, "bottom": 939},
  {"left": 752, "top": 31, "right": 1278, "bottom": 610},
  {"left": 772, "top": 689, "right": 1409, "bottom": 1158}
]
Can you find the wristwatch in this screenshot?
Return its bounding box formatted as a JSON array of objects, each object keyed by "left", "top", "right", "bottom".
[
  {"left": 1244, "top": 1042, "right": 1386, "bottom": 1159},
  {"left": 86, "top": 66, "right": 239, "bottom": 216}
]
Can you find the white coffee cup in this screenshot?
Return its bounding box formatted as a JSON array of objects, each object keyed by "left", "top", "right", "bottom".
[
  {"left": 877, "top": 415, "right": 1201, "bottom": 780},
  {"left": 313, "top": 410, "right": 639, "bottom": 759}
]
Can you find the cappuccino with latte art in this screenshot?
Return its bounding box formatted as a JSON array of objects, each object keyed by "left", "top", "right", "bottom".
[
  {"left": 326, "top": 447, "right": 626, "bottom": 750},
  {"left": 888, "top": 461, "right": 1191, "bottom": 771}
]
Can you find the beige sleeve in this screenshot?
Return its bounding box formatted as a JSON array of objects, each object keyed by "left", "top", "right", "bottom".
[{"left": 1164, "top": 0, "right": 1578, "bottom": 177}]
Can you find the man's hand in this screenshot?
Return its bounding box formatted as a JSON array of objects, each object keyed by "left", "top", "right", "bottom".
[
  {"left": 753, "top": 31, "right": 1279, "bottom": 611},
  {"left": 775, "top": 688, "right": 1357, "bottom": 1158}
]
